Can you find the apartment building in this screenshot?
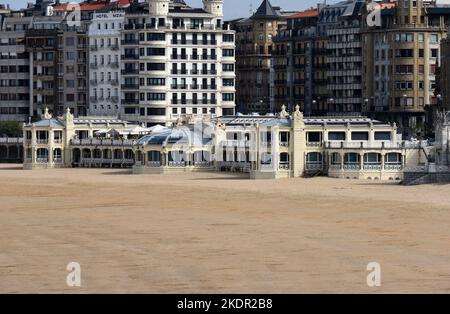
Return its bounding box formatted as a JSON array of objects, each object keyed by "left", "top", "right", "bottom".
[
  {"left": 88, "top": 12, "right": 125, "bottom": 116},
  {"left": 363, "top": 0, "right": 450, "bottom": 138},
  {"left": 326, "top": 0, "right": 364, "bottom": 114},
  {"left": 272, "top": 8, "right": 329, "bottom": 115},
  {"left": 231, "top": 0, "right": 290, "bottom": 114},
  {"left": 120, "top": 0, "right": 236, "bottom": 127},
  {"left": 0, "top": 13, "right": 33, "bottom": 122},
  {"left": 24, "top": 12, "right": 91, "bottom": 118}
]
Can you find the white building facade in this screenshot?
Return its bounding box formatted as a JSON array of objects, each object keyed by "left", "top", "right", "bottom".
[
  {"left": 120, "top": 0, "right": 236, "bottom": 126},
  {"left": 88, "top": 12, "right": 125, "bottom": 116}
]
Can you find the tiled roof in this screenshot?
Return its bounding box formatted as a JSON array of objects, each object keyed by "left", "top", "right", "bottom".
[
  {"left": 288, "top": 8, "right": 318, "bottom": 20},
  {"left": 53, "top": 3, "right": 106, "bottom": 11}
]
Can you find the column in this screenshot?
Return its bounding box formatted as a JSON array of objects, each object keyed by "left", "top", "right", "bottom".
[
  {"left": 381, "top": 153, "right": 386, "bottom": 171},
  {"left": 359, "top": 153, "right": 364, "bottom": 170},
  {"left": 48, "top": 128, "right": 54, "bottom": 165}
]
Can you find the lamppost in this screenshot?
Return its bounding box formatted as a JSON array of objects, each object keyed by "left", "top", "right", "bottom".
[
  {"left": 363, "top": 98, "right": 369, "bottom": 114},
  {"left": 328, "top": 98, "right": 334, "bottom": 114},
  {"left": 311, "top": 100, "right": 317, "bottom": 116}
]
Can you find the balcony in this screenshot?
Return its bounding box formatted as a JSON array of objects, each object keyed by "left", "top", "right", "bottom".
[
  {"left": 121, "top": 84, "right": 139, "bottom": 90},
  {"left": 171, "top": 84, "right": 188, "bottom": 90},
  {"left": 306, "top": 142, "right": 322, "bottom": 147},
  {"left": 122, "top": 54, "right": 139, "bottom": 60},
  {"left": 89, "top": 45, "right": 98, "bottom": 51},
  {"left": 90, "top": 62, "right": 98, "bottom": 69},
  {"left": 121, "top": 69, "right": 139, "bottom": 75},
  {"left": 363, "top": 164, "right": 382, "bottom": 170},
  {"left": 122, "top": 99, "right": 139, "bottom": 105},
  {"left": 343, "top": 163, "right": 360, "bottom": 170},
  {"left": 121, "top": 39, "right": 139, "bottom": 45},
  {"left": 305, "top": 163, "right": 323, "bottom": 171}
]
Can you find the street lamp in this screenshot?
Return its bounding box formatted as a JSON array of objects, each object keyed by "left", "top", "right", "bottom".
[{"left": 328, "top": 98, "right": 334, "bottom": 113}]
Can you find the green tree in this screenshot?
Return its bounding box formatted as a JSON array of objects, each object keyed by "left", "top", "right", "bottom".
[{"left": 0, "top": 121, "right": 22, "bottom": 137}]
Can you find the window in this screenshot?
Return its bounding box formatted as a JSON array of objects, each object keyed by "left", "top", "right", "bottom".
[
  {"left": 222, "top": 93, "right": 234, "bottom": 101},
  {"left": 395, "top": 65, "right": 413, "bottom": 74},
  {"left": 147, "top": 63, "right": 165, "bottom": 71},
  {"left": 374, "top": 132, "right": 391, "bottom": 141},
  {"left": 223, "top": 79, "right": 234, "bottom": 86},
  {"left": 307, "top": 132, "right": 322, "bottom": 142},
  {"left": 395, "top": 49, "right": 413, "bottom": 58},
  {"left": 147, "top": 33, "right": 165, "bottom": 41},
  {"left": 147, "top": 93, "right": 165, "bottom": 101},
  {"left": 223, "top": 34, "right": 234, "bottom": 42},
  {"left": 65, "top": 37, "right": 75, "bottom": 46},
  {"left": 222, "top": 64, "right": 234, "bottom": 72},
  {"left": 146, "top": 108, "right": 166, "bottom": 115},
  {"left": 147, "top": 78, "right": 165, "bottom": 86},
  {"left": 222, "top": 49, "right": 234, "bottom": 57},
  {"left": 328, "top": 132, "right": 346, "bottom": 141},
  {"left": 351, "top": 132, "right": 369, "bottom": 141}
]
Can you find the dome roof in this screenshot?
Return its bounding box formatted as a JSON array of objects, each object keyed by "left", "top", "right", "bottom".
[{"left": 136, "top": 125, "right": 213, "bottom": 146}]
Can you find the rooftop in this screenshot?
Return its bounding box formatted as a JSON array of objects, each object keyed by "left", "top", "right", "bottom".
[{"left": 288, "top": 8, "right": 318, "bottom": 20}]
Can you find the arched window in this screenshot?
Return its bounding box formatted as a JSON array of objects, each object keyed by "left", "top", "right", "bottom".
[
  {"left": 306, "top": 152, "right": 322, "bottom": 163},
  {"left": 330, "top": 152, "right": 341, "bottom": 165},
  {"left": 280, "top": 152, "right": 289, "bottom": 164},
  {"left": 53, "top": 148, "right": 62, "bottom": 162},
  {"left": 82, "top": 149, "right": 91, "bottom": 159},
  {"left": 37, "top": 148, "right": 48, "bottom": 162},
  {"left": 147, "top": 150, "right": 161, "bottom": 162}
]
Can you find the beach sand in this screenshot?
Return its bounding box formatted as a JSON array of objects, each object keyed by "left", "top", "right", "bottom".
[{"left": 0, "top": 164, "right": 449, "bottom": 293}]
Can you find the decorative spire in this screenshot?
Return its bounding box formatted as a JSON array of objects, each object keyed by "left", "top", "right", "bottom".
[
  {"left": 279, "top": 104, "right": 288, "bottom": 118},
  {"left": 42, "top": 107, "right": 52, "bottom": 120},
  {"left": 293, "top": 104, "right": 303, "bottom": 121}
]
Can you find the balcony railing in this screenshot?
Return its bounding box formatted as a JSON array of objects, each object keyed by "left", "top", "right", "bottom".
[
  {"left": 343, "top": 164, "right": 360, "bottom": 170},
  {"left": 168, "top": 161, "right": 187, "bottom": 167},
  {"left": 305, "top": 163, "right": 323, "bottom": 171},
  {"left": 384, "top": 164, "right": 402, "bottom": 171},
  {"left": 363, "top": 164, "right": 382, "bottom": 170}
]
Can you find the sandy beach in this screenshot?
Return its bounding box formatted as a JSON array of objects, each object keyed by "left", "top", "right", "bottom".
[{"left": 0, "top": 164, "right": 449, "bottom": 293}]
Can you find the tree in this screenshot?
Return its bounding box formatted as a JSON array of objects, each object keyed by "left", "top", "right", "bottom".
[{"left": 0, "top": 121, "right": 22, "bottom": 137}]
